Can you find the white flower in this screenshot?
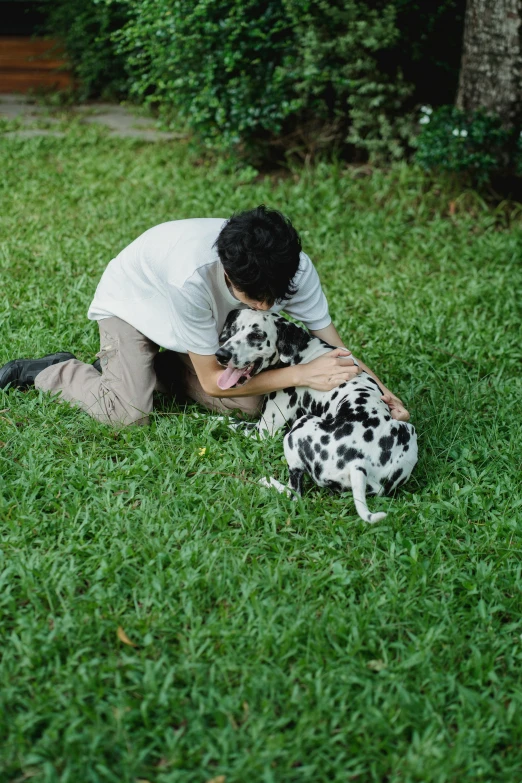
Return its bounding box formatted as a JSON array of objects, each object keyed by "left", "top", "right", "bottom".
[
  {"left": 460, "top": 129, "right": 468, "bottom": 137},
  {"left": 452, "top": 128, "right": 459, "bottom": 136},
  {"left": 419, "top": 115, "right": 430, "bottom": 125},
  {"left": 420, "top": 105, "right": 433, "bottom": 115}
]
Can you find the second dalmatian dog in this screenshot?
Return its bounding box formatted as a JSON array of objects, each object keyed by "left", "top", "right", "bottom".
[{"left": 216, "top": 309, "right": 418, "bottom": 523}]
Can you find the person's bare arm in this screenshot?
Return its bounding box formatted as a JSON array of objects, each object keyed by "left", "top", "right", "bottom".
[
  {"left": 311, "top": 322, "right": 410, "bottom": 422},
  {"left": 188, "top": 349, "right": 361, "bottom": 398}
]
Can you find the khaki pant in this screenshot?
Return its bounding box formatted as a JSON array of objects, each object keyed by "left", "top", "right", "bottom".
[{"left": 35, "top": 317, "right": 262, "bottom": 426}]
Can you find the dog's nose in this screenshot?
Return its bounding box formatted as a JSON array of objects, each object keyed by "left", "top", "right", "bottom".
[{"left": 215, "top": 347, "right": 232, "bottom": 365}]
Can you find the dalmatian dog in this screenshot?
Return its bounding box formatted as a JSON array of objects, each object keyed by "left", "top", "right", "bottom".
[{"left": 216, "top": 309, "right": 418, "bottom": 523}]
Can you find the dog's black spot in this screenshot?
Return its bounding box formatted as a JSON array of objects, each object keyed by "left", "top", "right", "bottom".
[
  {"left": 268, "top": 391, "right": 277, "bottom": 400},
  {"left": 275, "top": 318, "right": 314, "bottom": 359},
  {"left": 335, "top": 401, "right": 354, "bottom": 419},
  {"left": 320, "top": 449, "right": 329, "bottom": 461},
  {"left": 397, "top": 424, "right": 411, "bottom": 446},
  {"left": 313, "top": 461, "right": 324, "bottom": 478},
  {"left": 292, "top": 416, "right": 311, "bottom": 434},
  {"left": 367, "top": 377, "right": 384, "bottom": 393},
  {"left": 320, "top": 435, "right": 330, "bottom": 445},
  {"left": 334, "top": 422, "right": 354, "bottom": 440},
  {"left": 357, "top": 466, "right": 367, "bottom": 476},
  {"left": 296, "top": 407, "right": 305, "bottom": 419},
  {"left": 283, "top": 386, "right": 296, "bottom": 395},
  {"left": 310, "top": 400, "right": 324, "bottom": 417},
  {"left": 287, "top": 434, "right": 294, "bottom": 449},
  {"left": 378, "top": 435, "right": 394, "bottom": 466},
  {"left": 331, "top": 391, "right": 338, "bottom": 400},
  {"left": 219, "top": 310, "right": 241, "bottom": 343},
  {"left": 302, "top": 391, "right": 312, "bottom": 407},
  {"left": 336, "top": 459, "right": 345, "bottom": 470},
  {"left": 381, "top": 467, "right": 404, "bottom": 494},
  {"left": 363, "top": 429, "right": 374, "bottom": 442},
  {"left": 302, "top": 438, "right": 315, "bottom": 462},
  {"left": 391, "top": 467, "right": 404, "bottom": 483},
  {"left": 345, "top": 448, "right": 364, "bottom": 462},
  {"left": 246, "top": 330, "right": 262, "bottom": 347},
  {"left": 267, "top": 340, "right": 270, "bottom": 347},
  {"left": 289, "top": 393, "right": 299, "bottom": 407},
  {"left": 314, "top": 443, "right": 321, "bottom": 453},
  {"left": 363, "top": 417, "right": 380, "bottom": 429}
]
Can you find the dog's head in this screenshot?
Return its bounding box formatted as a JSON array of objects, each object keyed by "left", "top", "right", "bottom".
[
  {"left": 215, "top": 309, "right": 316, "bottom": 389},
  {"left": 215, "top": 310, "right": 281, "bottom": 389}
]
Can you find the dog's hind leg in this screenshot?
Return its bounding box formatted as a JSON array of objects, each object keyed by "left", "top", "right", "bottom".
[{"left": 349, "top": 463, "right": 387, "bottom": 524}]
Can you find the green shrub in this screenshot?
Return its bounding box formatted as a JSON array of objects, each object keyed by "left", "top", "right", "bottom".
[
  {"left": 114, "top": 0, "right": 303, "bottom": 155},
  {"left": 283, "top": 1, "right": 416, "bottom": 162},
  {"left": 40, "top": 0, "right": 465, "bottom": 164},
  {"left": 415, "top": 105, "right": 518, "bottom": 184},
  {"left": 113, "top": 0, "right": 436, "bottom": 161},
  {"left": 38, "top": 0, "right": 129, "bottom": 99}
]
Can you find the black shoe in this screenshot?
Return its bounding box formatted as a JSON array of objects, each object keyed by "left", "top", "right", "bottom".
[{"left": 0, "top": 352, "right": 76, "bottom": 390}]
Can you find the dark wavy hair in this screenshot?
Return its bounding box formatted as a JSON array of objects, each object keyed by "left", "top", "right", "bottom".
[{"left": 215, "top": 205, "right": 302, "bottom": 305}]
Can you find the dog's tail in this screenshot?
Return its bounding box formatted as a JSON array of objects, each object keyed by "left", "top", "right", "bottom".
[{"left": 349, "top": 463, "right": 387, "bottom": 524}]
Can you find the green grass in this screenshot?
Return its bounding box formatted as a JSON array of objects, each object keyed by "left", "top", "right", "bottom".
[{"left": 1, "top": 123, "right": 522, "bottom": 783}]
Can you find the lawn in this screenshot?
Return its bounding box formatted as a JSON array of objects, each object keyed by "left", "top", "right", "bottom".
[{"left": 1, "top": 121, "right": 522, "bottom": 783}]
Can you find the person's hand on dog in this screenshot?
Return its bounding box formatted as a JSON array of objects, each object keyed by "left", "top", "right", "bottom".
[
  {"left": 297, "top": 348, "right": 362, "bottom": 391},
  {"left": 381, "top": 392, "right": 410, "bottom": 422}
]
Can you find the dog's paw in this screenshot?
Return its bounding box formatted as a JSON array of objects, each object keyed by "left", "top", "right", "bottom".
[{"left": 259, "top": 476, "right": 293, "bottom": 497}]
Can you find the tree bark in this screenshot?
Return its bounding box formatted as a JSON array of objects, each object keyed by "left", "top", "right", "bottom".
[{"left": 457, "top": 0, "right": 522, "bottom": 130}]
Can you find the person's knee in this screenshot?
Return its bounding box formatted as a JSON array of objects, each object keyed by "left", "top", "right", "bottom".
[{"left": 105, "top": 398, "right": 152, "bottom": 427}]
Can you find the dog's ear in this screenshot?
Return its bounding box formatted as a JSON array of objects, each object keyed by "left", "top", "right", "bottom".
[
  {"left": 275, "top": 316, "right": 311, "bottom": 363},
  {"left": 219, "top": 309, "right": 242, "bottom": 344}
]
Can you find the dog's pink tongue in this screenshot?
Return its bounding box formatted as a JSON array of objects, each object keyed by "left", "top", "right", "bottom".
[{"left": 217, "top": 366, "right": 245, "bottom": 390}]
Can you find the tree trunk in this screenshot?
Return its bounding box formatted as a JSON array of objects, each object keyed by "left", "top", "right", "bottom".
[{"left": 457, "top": 0, "right": 522, "bottom": 130}]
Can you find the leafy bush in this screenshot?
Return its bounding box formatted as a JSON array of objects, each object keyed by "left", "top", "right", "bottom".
[
  {"left": 40, "top": 0, "right": 465, "bottom": 163},
  {"left": 114, "top": 0, "right": 456, "bottom": 161},
  {"left": 114, "top": 0, "right": 302, "bottom": 153},
  {"left": 38, "top": 0, "right": 129, "bottom": 99},
  {"left": 415, "top": 105, "right": 517, "bottom": 184},
  {"left": 282, "top": 1, "right": 416, "bottom": 162}
]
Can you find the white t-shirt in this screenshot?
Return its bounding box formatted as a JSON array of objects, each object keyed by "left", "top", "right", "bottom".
[{"left": 87, "top": 218, "right": 331, "bottom": 354}]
